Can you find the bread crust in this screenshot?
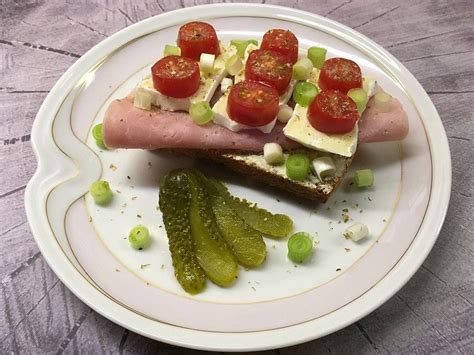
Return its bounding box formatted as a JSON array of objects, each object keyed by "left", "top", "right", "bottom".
[{"left": 165, "top": 149, "right": 353, "bottom": 202}]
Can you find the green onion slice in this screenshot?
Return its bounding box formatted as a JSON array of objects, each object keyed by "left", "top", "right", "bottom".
[
  {"left": 354, "top": 169, "right": 374, "bottom": 187},
  {"left": 292, "top": 82, "right": 319, "bottom": 107},
  {"left": 225, "top": 54, "right": 244, "bottom": 76},
  {"left": 128, "top": 225, "right": 151, "bottom": 250},
  {"left": 92, "top": 123, "right": 107, "bottom": 150},
  {"left": 307, "top": 47, "right": 327, "bottom": 69},
  {"left": 292, "top": 58, "right": 313, "bottom": 81},
  {"left": 286, "top": 153, "right": 311, "bottom": 181},
  {"left": 89, "top": 180, "right": 113, "bottom": 206},
  {"left": 347, "top": 88, "right": 368, "bottom": 113},
  {"left": 288, "top": 232, "right": 313, "bottom": 263},
  {"left": 230, "top": 39, "right": 258, "bottom": 58},
  {"left": 190, "top": 101, "right": 213, "bottom": 125},
  {"left": 164, "top": 44, "right": 181, "bottom": 56}
]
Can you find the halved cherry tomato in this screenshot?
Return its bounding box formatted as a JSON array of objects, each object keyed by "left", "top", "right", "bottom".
[
  {"left": 227, "top": 81, "right": 279, "bottom": 127},
  {"left": 245, "top": 49, "right": 292, "bottom": 95},
  {"left": 318, "top": 58, "right": 362, "bottom": 94},
  {"left": 177, "top": 21, "right": 220, "bottom": 61},
  {"left": 307, "top": 90, "right": 359, "bottom": 134},
  {"left": 261, "top": 29, "right": 299, "bottom": 64},
  {"left": 151, "top": 55, "right": 200, "bottom": 98}
]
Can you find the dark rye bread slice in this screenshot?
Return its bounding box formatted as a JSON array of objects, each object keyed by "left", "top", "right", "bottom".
[{"left": 166, "top": 148, "right": 354, "bottom": 202}]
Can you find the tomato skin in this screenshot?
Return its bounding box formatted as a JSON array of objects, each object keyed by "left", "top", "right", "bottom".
[
  {"left": 151, "top": 56, "right": 200, "bottom": 98},
  {"left": 307, "top": 90, "right": 359, "bottom": 134},
  {"left": 318, "top": 58, "right": 362, "bottom": 94},
  {"left": 261, "top": 29, "right": 299, "bottom": 64},
  {"left": 245, "top": 49, "right": 292, "bottom": 95},
  {"left": 227, "top": 81, "right": 279, "bottom": 127},
  {"left": 177, "top": 21, "right": 220, "bottom": 61}
]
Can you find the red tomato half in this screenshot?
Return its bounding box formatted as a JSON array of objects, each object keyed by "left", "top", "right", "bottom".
[
  {"left": 318, "top": 58, "right": 362, "bottom": 94},
  {"left": 151, "top": 56, "right": 200, "bottom": 98},
  {"left": 227, "top": 81, "right": 279, "bottom": 127},
  {"left": 245, "top": 49, "right": 292, "bottom": 95},
  {"left": 307, "top": 90, "right": 359, "bottom": 134},
  {"left": 261, "top": 29, "right": 299, "bottom": 64},
  {"left": 177, "top": 21, "right": 220, "bottom": 61}
]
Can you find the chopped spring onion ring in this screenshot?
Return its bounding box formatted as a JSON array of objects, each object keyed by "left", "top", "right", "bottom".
[
  {"left": 288, "top": 232, "right": 313, "bottom": 263},
  {"left": 190, "top": 101, "right": 213, "bottom": 125},
  {"left": 163, "top": 44, "right": 181, "bottom": 57},
  {"left": 133, "top": 90, "right": 152, "bottom": 111},
  {"left": 286, "top": 153, "right": 311, "bottom": 181},
  {"left": 220, "top": 77, "right": 233, "bottom": 93},
  {"left": 92, "top": 124, "right": 107, "bottom": 150},
  {"left": 374, "top": 91, "right": 391, "bottom": 112},
  {"left": 354, "top": 169, "right": 374, "bottom": 187},
  {"left": 347, "top": 88, "right": 368, "bottom": 113},
  {"left": 292, "top": 82, "right": 319, "bottom": 107},
  {"left": 199, "top": 53, "right": 215, "bottom": 74},
  {"left": 344, "top": 223, "right": 369, "bottom": 242},
  {"left": 128, "top": 225, "right": 151, "bottom": 250},
  {"left": 89, "top": 180, "right": 113, "bottom": 206},
  {"left": 312, "top": 157, "right": 336, "bottom": 181},
  {"left": 263, "top": 142, "right": 284, "bottom": 165},
  {"left": 230, "top": 39, "right": 258, "bottom": 58},
  {"left": 292, "top": 58, "right": 313, "bottom": 81},
  {"left": 225, "top": 54, "right": 244, "bottom": 76},
  {"left": 277, "top": 104, "right": 293, "bottom": 123},
  {"left": 307, "top": 47, "right": 327, "bottom": 69}
]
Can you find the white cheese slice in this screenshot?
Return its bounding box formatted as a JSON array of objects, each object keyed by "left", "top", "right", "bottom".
[
  {"left": 283, "top": 104, "right": 358, "bottom": 157},
  {"left": 136, "top": 45, "right": 237, "bottom": 112},
  {"left": 363, "top": 75, "right": 378, "bottom": 98},
  {"left": 283, "top": 67, "right": 358, "bottom": 157},
  {"left": 136, "top": 68, "right": 226, "bottom": 112},
  {"left": 212, "top": 92, "right": 276, "bottom": 133}
]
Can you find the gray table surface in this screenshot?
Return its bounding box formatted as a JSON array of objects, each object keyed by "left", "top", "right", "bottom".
[{"left": 1, "top": 0, "right": 473, "bottom": 353}]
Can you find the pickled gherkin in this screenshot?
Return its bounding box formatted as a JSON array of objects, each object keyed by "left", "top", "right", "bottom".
[
  {"left": 200, "top": 175, "right": 266, "bottom": 267},
  {"left": 159, "top": 171, "right": 207, "bottom": 294},
  {"left": 186, "top": 171, "right": 238, "bottom": 287},
  {"left": 211, "top": 179, "right": 294, "bottom": 238}
]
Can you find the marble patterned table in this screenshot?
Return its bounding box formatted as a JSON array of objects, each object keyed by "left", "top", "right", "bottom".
[{"left": 1, "top": 0, "right": 473, "bottom": 353}]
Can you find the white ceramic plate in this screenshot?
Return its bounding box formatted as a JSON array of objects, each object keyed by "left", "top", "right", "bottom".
[{"left": 25, "top": 4, "right": 451, "bottom": 351}]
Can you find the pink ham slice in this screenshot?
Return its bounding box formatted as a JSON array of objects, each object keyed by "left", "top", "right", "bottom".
[
  {"left": 103, "top": 96, "right": 409, "bottom": 151},
  {"left": 358, "top": 96, "right": 409, "bottom": 143},
  {"left": 103, "top": 98, "right": 300, "bottom": 151}
]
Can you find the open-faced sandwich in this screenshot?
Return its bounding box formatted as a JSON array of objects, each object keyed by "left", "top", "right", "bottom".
[{"left": 102, "top": 21, "right": 409, "bottom": 202}]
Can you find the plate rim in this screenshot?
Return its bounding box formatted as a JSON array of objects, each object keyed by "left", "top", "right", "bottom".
[{"left": 25, "top": 3, "right": 451, "bottom": 351}]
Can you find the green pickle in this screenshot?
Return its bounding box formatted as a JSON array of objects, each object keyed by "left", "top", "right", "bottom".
[
  {"left": 202, "top": 176, "right": 266, "bottom": 267},
  {"left": 211, "top": 179, "right": 294, "bottom": 238},
  {"left": 159, "top": 171, "right": 207, "bottom": 294},
  {"left": 186, "top": 171, "right": 238, "bottom": 287}
]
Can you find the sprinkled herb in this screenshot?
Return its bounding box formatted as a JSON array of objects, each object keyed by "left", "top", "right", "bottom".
[
  {"left": 342, "top": 208, "right": 349, "bottom": 212},
  {"left": 131, "top": 196, "right": 137, "bottom": 200},
  {"left": 251, "top": 286, "right": 256, "bottom": 291},
  {"left": 127, "top": 175, "right": 131, "bottom": 180},
  {"left": 161, "top": 264, "right": 164, "bottom": 269},
  {"left": 109, "top": 164, "right": 117, "bottom": 171},
  {"left": 137, "top": 214, "right": 142, "bottom": 218},
  {"left": 336, "top": 268, "right": 341, "bottom": 271},
  {"left": 116, "top": 190, "right": 121, "bottom": 194},
  {"left": 122, "top": 202, "right": 127, "bottom": 208},
  {"left": 89, "top": 216, "right": 92, "bottom": 223},
  {"left": 344, "top": 248, "right": 351, "bottom": 252},
  {"left": 140, "top": 263, "right": 150, "bottom": 269},
  {"left": 148, "top": 162, "right": 152, "bottom": 167},
  {"left": 115, "top": 269, "right": 120, "bottom": 272},
  {"left": 368, "top": 197, "right": 372, "bottom": 201},
  {"left": 383, "top": 219, "right": 387, "bottom": 222}
]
